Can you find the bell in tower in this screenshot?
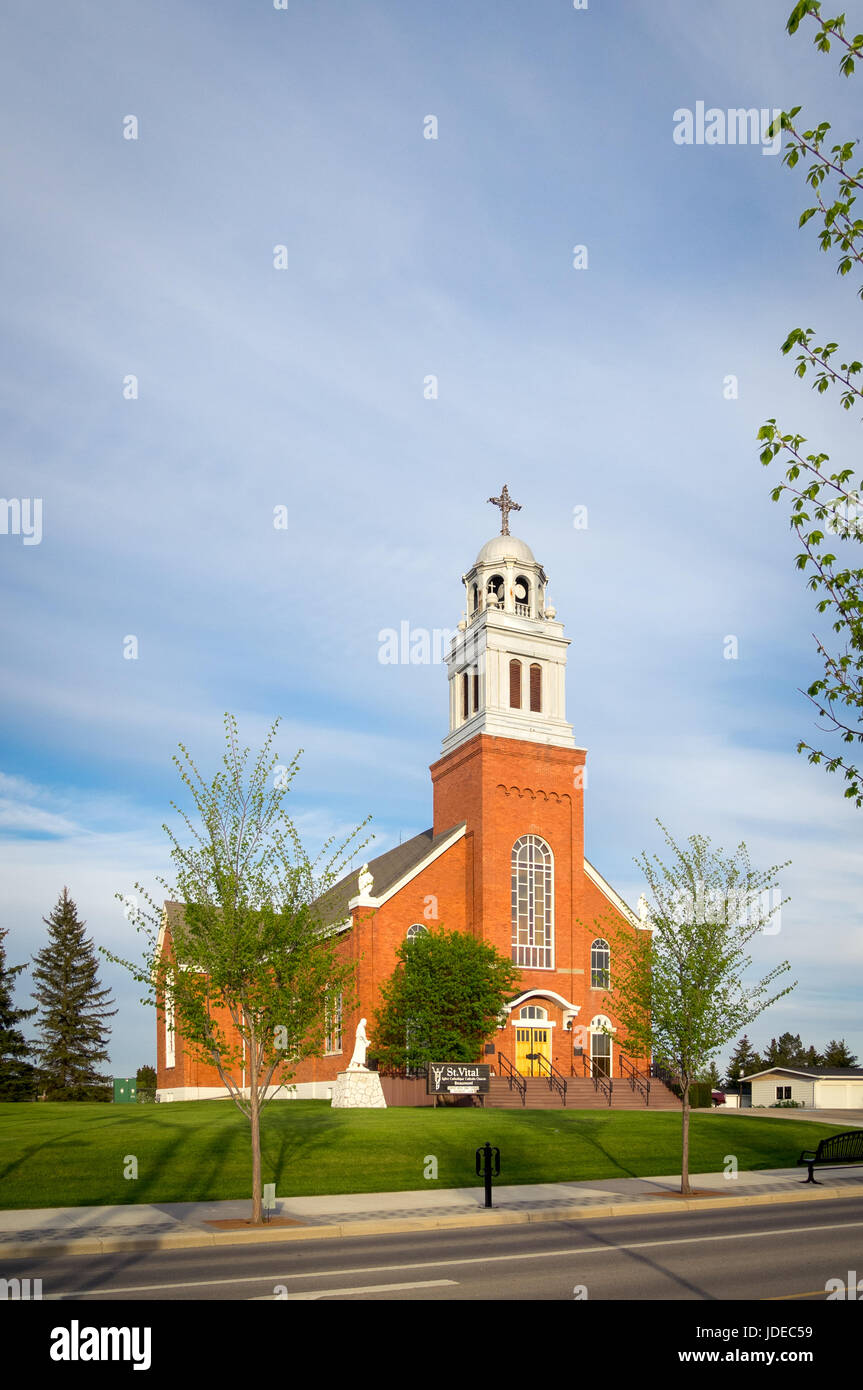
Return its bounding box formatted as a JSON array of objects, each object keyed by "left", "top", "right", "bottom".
[{"left": 441, "top": 489, "right": 575, "bottom": 755}]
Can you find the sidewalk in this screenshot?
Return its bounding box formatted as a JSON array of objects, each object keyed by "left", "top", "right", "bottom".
[
  {"left": 2, "top": 1165, "right": 862, "bottom": 1257},
  {"left": 694, "top": 1107, "right": 863, "bottom": 1126}
]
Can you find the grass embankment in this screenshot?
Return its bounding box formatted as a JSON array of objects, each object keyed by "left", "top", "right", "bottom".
[{"left": 0, "top": 1101, "right": 843, "bottom": 1211}]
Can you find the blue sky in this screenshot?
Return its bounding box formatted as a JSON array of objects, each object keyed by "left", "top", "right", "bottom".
[{"left": 1, "top": 0, "right": 861, "bottom": 1074}]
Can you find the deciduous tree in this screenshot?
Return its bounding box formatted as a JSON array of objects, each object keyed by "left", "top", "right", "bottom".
[
  {"left": 372, "top": 926, "right": 520, "bottom": 1076},
  {"left": 759, "top": 1, "right": 863, "bottom": 803},
  {"left": 589, "top": 824, "right": 795, "bottom": 1194},
  {"left": 108, "top": 714, "right": 369, "bottom": 1224}
]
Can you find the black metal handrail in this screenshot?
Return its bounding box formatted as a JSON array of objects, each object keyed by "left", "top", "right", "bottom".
[
  {"left": 649, "top": 1060, "right": 682, "bottom": 1094},
  {"left": 497, "top": 1052, "right": 527, "bottom": 1106},
  {"left": 618, "top": 1052, "right": 651, "bottom": 1105},
  {"left": 580, "top": 1054, "right": 613, "bottom": 1105},
  {"left": 532, "top": 1052, "right": 568, "bottom": 1106}
]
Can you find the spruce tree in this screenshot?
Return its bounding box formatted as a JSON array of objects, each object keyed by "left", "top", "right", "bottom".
[
  {"left": 700, "top": 1061, "right": 722, "bottom": 1090},
  {"left": 823, "top": 1038, "right": 859, "bottom": 1067},
  {"left": 0, "top": 924, "right": 37, "bottom": 1100},
  {"left": 32, "top": 889, "right": 116, "bottom": 1100},
  {"left": 725, "top": 1034, "right": 764, "bottom": 1086},
  {"left": 761, "top": 1028, "right": 817, "bottom": 1067}
]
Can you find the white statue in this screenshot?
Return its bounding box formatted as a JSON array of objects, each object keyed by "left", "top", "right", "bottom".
[{"left": 347, "top": 1017, "right": 370, "bottom": 1072}]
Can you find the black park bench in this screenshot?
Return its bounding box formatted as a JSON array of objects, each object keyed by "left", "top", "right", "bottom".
[{"left": 797, "top": 1129, "right": 863, "bottom": 1184}]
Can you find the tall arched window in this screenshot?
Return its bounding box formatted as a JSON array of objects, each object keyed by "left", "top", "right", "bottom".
[
  {"left": 164, "top": 972, "right": 175, "bottom": 1069},
  {"left": 509, "top": 659, "right": 522, "bottom": 709},
  {"left": 511, "top": 834, "right": 554, "bottom": 968},
  {"left": 529, "top": 663, "right": 542, "bottom": 712},
  {"left": 590, "top": 938, "right": 610, "bottom": 989},
  {"left": 462, "top": 671, "right": 469, "bottom": 720}
]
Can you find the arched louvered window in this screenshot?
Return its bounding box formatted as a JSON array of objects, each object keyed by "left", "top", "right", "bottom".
[
  {"left": 529, "top": 663, "right": 541, "bottom": 713},
  {"left": 591, "top": 938, "right": 610, "bottom": 989},
  {"left": 511, "top": 834, "right": 554, "bottom": 969},
  {"left": 509, "top": 659, "right": 522, "bottom": 709}
]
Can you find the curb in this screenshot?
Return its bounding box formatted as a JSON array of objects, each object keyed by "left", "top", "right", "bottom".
[{"left": 0, "top": 1182, "right": 861, "bottom": 1259}]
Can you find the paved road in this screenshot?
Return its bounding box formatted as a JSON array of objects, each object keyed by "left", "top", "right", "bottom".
[{"left": 9, "top": 1195, "right": 863, "bottom": 1302}]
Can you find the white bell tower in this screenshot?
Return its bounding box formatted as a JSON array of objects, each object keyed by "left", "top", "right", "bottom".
[{"left": 441, "top": 487, "right": 575, "bottom": 755}]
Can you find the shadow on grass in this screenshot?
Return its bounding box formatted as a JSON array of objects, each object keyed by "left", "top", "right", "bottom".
[
  {"left": 0, "top": 1105, "right": 132, "bottom": 1198},
  {"left": 261, "top": 1104, "right": 351, "bottom": 1195}
]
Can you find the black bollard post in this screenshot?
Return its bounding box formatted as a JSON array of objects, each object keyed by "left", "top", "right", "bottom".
[{"left": 475, "top": 1141, "right": 501, "bottom": 1208}]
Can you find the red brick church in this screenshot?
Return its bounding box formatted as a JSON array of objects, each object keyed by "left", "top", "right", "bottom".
[{"left": 157, "top": 490, "right": 662, "bottom": 1105}]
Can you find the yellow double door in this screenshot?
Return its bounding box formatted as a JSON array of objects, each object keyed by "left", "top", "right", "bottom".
[{"left": 515, "top": 1026, "right": 551, "bottom": 1077}]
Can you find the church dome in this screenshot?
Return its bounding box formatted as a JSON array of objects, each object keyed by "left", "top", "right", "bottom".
[{"left": 474, "top": 534, "right": 536, "bottom": 567}]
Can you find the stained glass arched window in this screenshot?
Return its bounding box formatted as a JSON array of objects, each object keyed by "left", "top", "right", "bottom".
[{"left": 511, "top": 834, "right": 554, "bottom": 968}]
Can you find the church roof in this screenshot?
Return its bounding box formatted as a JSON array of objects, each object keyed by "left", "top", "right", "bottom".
[
  {"left": 158, "top": 824, "right": 466, "bottom": 951},
  {"left": 316, "top": 823, "right": 466, "bottom": 923}
]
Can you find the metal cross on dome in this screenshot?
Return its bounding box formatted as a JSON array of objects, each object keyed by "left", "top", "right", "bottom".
[{"left": 488, "top": 484, "right": 521, "bottom": 536}]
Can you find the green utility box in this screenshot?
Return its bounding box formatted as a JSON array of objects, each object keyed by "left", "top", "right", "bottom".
[{"left": 113, "top": 1077, "right": 137, "bottom": 1104}]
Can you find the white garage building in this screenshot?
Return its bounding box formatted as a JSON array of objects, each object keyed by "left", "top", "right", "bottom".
[{"left": 740, "top": 1066, "right": 863, "bottom": 1110}]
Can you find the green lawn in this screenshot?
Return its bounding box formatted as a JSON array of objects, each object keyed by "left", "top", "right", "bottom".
[{"left": 0, "top": 1101, "right": 846, "bottom": 1211}]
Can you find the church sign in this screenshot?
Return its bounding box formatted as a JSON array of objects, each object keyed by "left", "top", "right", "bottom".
[{"left": 428, "top": 1063, "right": 490, "bottom": 1095}]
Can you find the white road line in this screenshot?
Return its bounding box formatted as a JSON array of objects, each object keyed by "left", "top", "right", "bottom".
[
  {"left": 45, "top": 1217, "right": 863, "bottom": 1299},
  {"left": 253, "top": 1279, "right": 458, "bottom": 1300}
]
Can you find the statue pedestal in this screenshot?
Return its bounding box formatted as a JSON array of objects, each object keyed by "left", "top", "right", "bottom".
[{"left": 330, "top": 1069, "right": 387, "bottom": 1109}]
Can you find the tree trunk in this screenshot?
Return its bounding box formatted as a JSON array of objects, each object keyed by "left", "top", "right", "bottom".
[
  {"left": 250, "top": 1091, "right": 263, "bottom": 1224},
  {"left": 249, "top": 1039, "right": 263, "bottom": 1225},
  {"left": 680, "top": 1082, "right": 691, "bottom": 1195}
]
